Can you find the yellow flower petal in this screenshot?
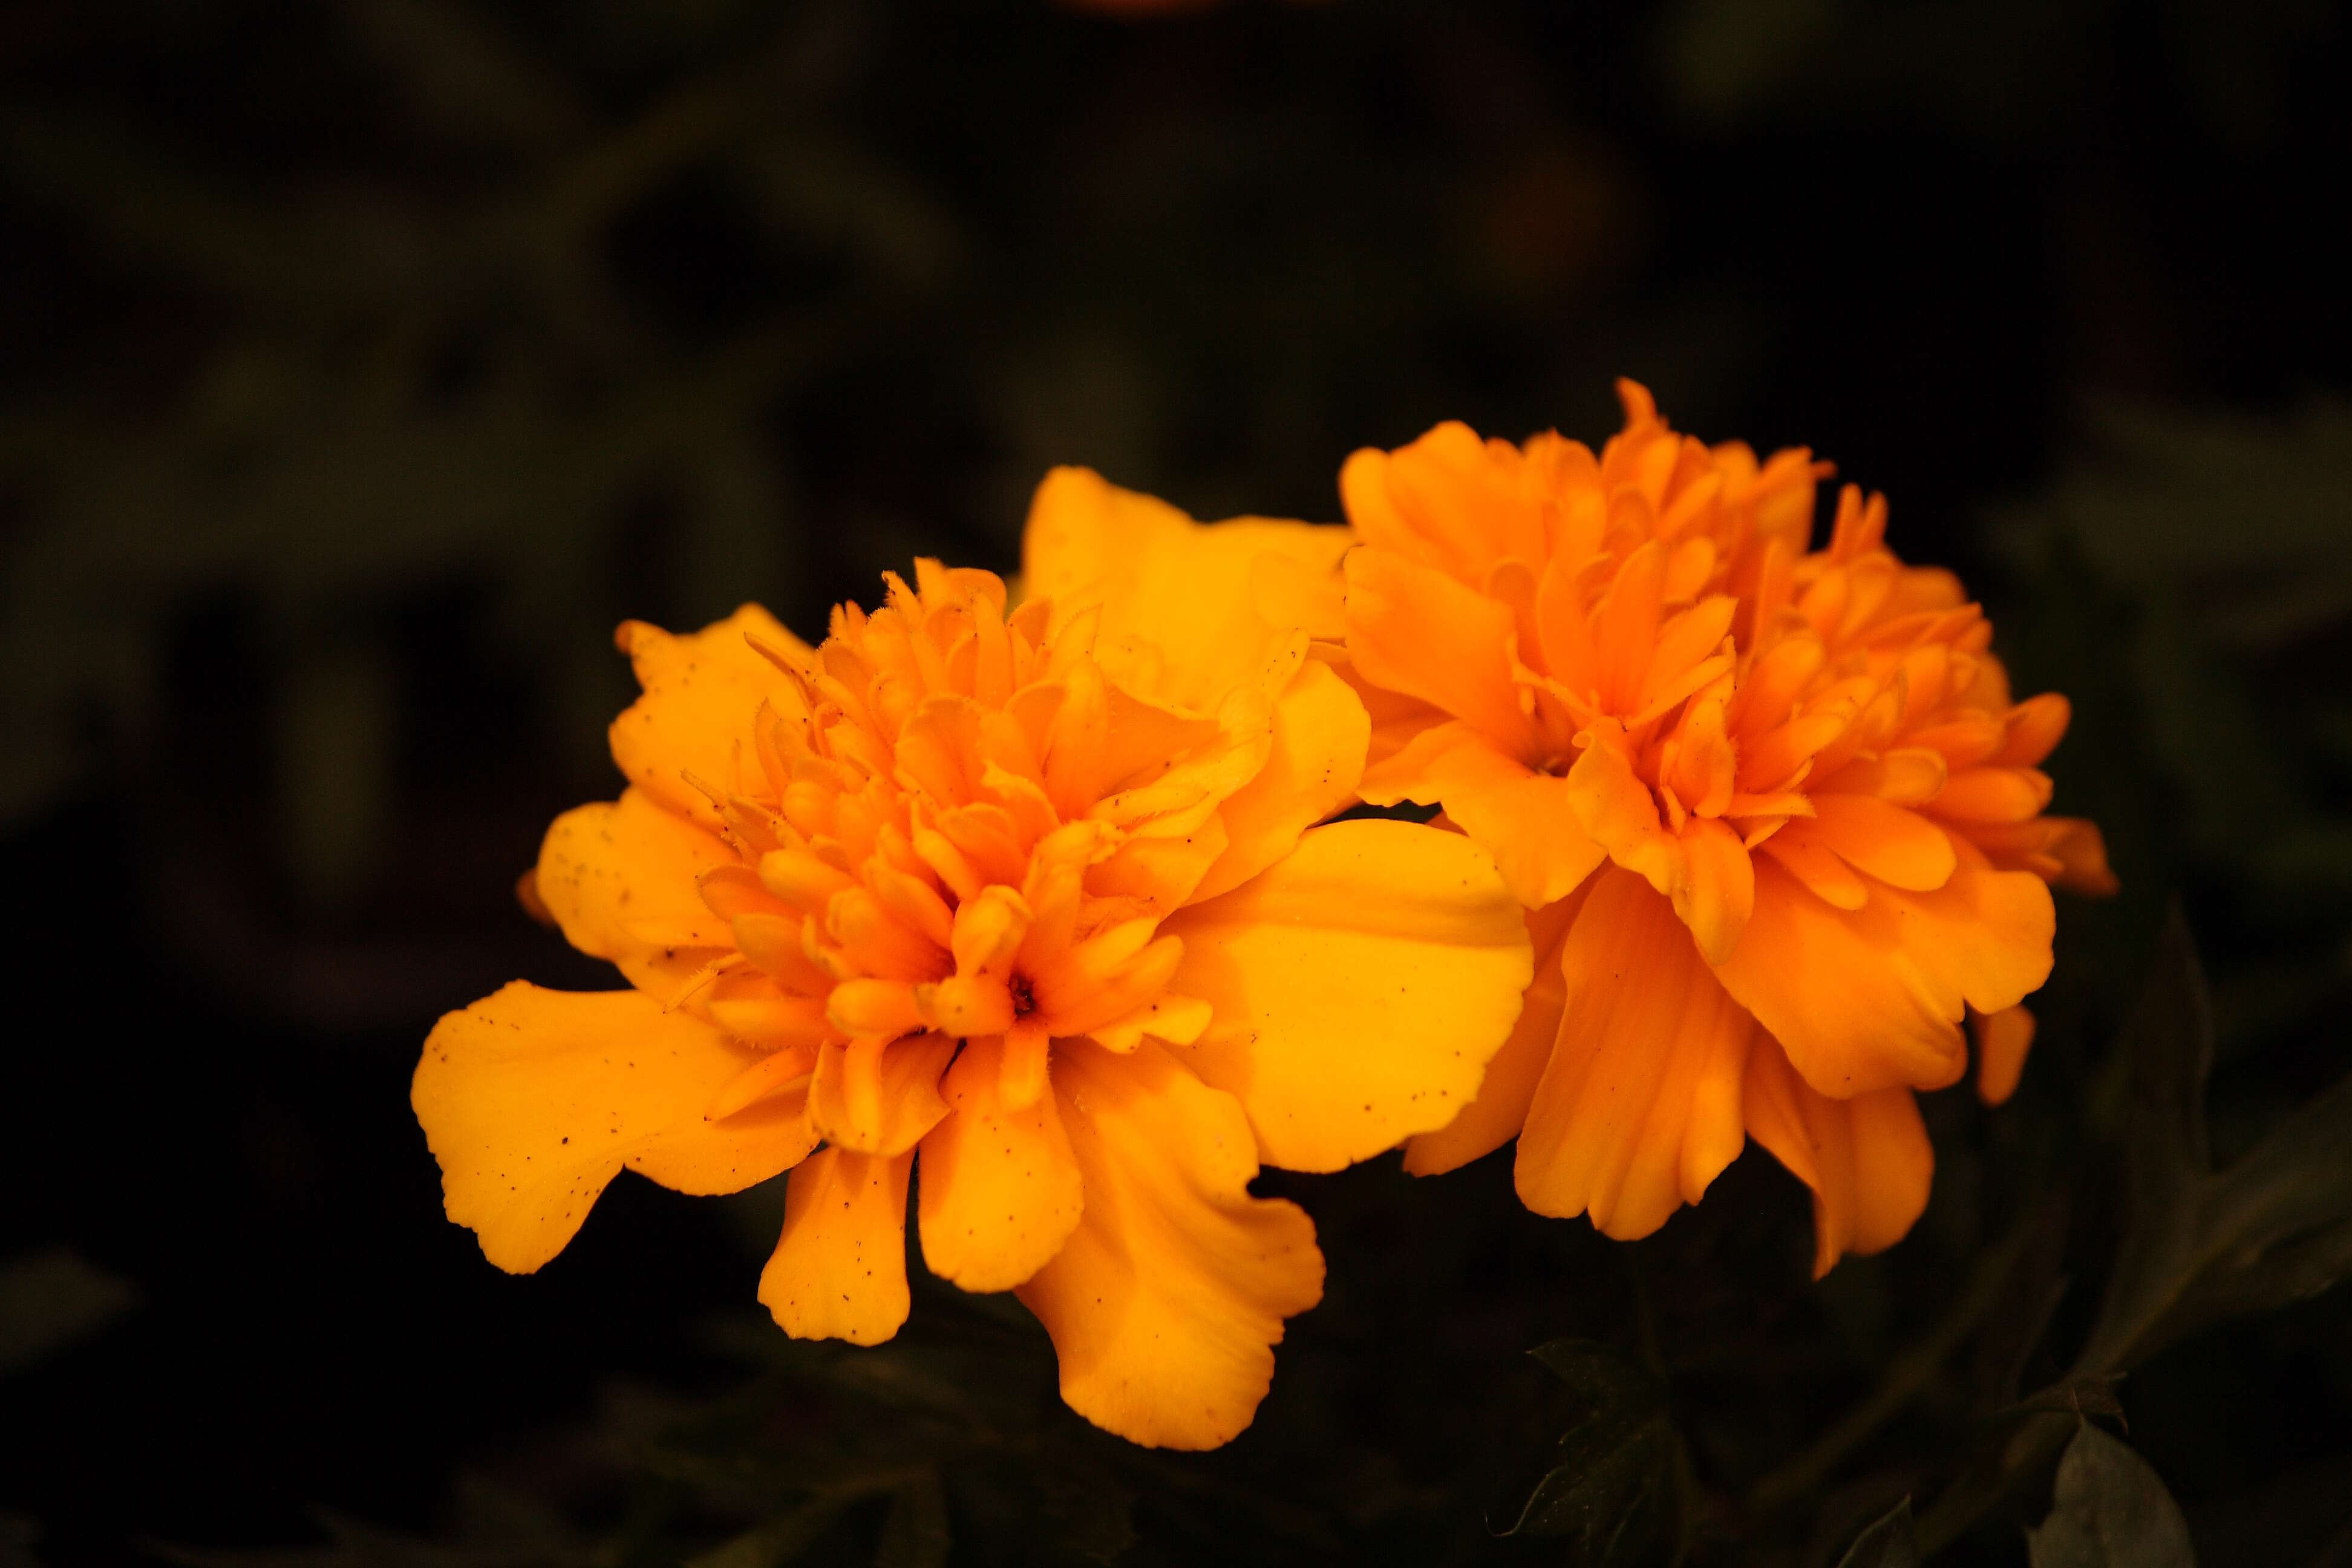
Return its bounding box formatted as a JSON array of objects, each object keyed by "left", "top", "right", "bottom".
[
  {"left": 609, "top": 604, "right": 811, "bottom": 830},
  {"left": 1744, "top": 1034, "right": 1933, "bottom": 1278},
  {"left": 916, "top": 1034, "right": 1084, "bottom": 1293},
  {"left": 807, "top": 1032, "right": 958, "bottom": 1157},
  {"left": 1015, "top": 1042, "right": 1322, "bottom": 1450},
  {"left": 1514, "top": 871, "right": 1752, "bottom": 1240},
  {"left": 413, "top": 983, "right": 812, "bottom": 1274},
  {"left": 1166, "top": 817, "right": 1532, "bottom": 1172},
  {"left": 1021, "top": 466, "right": 1349, "bottom": 711},
  {"left": 1402, "top": 892, "right": 1584, "bottom": 1175},
  {"left": 1191, "top": 658, "right": 1371, "bottom": 903},
  {"left": 1364, "top": 721, "right": 1607, "bottom": 909},
  {"left": 535, "top": 789, "right": 736, "bottom": 986},
  {"left": 760, "top": 1146, "right": 913, "bottom": 1346}
]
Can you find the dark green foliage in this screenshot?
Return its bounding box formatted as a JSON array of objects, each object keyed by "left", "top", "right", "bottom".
[
  {"left": 1832, "top": 1500, "right": 1918, "bottom": 1568},
  {"left": 2024, "top": 1426, "right": 2195, "bottom": 1568},
  {"left": 2078, "top": 916, "right": 2352, "bottom": 1375},
  {"left": 1500, "top": 1342, "right": 1687, "bottom": 1562}
]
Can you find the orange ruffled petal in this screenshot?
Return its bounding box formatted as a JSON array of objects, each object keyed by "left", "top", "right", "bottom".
[
  {"left": 609, "top": 604, "right": 812, "bottom": 831},
  {"left": 1189, "top": 657, "right": 1370, "bottom": 903},
  {"left": 1514, "top": 871, "right": 1752, "bottom": 1240},
  {"left": 414, "top": 982, "right": 815, "bottom": 1273},
  {"left": 760, "top": 1146, "right": 915, "bottom": 1346},
  {"left": 1973, "top": 1004, "right": 2036, "bottom": 1106},
  {"left": 535, "top": 788, "right": 736, "bottom": 998},
  {"left": 1743, "top": 1033, "right": 1933, "bottom": 1278},
  {"left": 1363, "top": 721, "right": 1606, "bottom": 909},
  {"left": 1714, "top": 850, "right": 2053, "bottom": 1097},
  {"left": 916, "top": 1034, "right": 1085, "bottom": 1293},
  {"left": 1016, "top": 1041, "right": 1323, "bottom": 1450}
]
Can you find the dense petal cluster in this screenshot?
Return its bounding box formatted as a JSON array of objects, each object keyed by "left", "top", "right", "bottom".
[
  {"left": 1344, "top": 383, "right": 2113, "bottom": 1273},
  {"left": 414, "top": 471, "right": 1532, "bottom": 1448}
]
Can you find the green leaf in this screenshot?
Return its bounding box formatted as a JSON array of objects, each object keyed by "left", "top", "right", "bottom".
[
  {"left": 1501, "top": 1341, "right": 1682, "bottom": 1564},
  {"left": 2080, "top": 913, "right": 2352, "bottom": 1372},
  {"left": 1833, "top": 1497, "right": 1919, "bottom": 1568},
  {"left": 2025, "top": 1425, "right": 2196, "bottom": 1567}
]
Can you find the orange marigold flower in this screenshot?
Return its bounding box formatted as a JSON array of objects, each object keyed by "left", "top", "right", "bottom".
[
  {"left": 1341, "top": 382, "right": 2114, "bottom": 1275},
  {"left": 413, "top": 469, "right": 1532, "bottom": 1449}
]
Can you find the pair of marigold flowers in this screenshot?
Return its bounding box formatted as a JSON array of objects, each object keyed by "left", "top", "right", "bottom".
[{"left": 414, "top": 383, "right": 2113, "bottom": 1451}]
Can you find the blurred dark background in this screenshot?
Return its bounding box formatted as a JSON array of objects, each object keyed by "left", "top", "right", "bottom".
[{"left": 4, "top": 1, "right": 2351, "bottom": 1564}]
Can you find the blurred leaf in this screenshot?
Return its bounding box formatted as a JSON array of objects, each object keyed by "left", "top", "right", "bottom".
[
  {"left": 2025, "top": 1425, "right": 2196, "bottom": 1567},
  {"left": 0, "top": 1247, "right": 137, "bottom": 1375},
  {"left": 2006, "top": 1377, "right": 2125, "bottom": 1425},
  {"left": 1, "top": 1511, "right": 42, "bottom": 1568},
  {"left": 1501, "top": 1340, "right": 1682, "bottom": 1563},
  {"left": 683, "top": 1502, "right": 844, "bottom": 1568},
  {"left": 1832, "top": 1497, "right": 1918, "bottom": 1568},
  {"left": 2080, "top": 914, "right": 2352, "bottom": 1372},
  {"left": 873, "top": 1471, "right": 949, "bottom": 1568}
]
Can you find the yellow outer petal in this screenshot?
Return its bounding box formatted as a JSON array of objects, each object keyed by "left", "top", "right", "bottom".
[
  {"left": 413, "top": 983, "right": 814, "bottom": 1274},
  {"left": 535, "top": 788, "right": 737, "bottom": 981},
  {"left": 1021, "top": 466, "right": 1350, "bottom": 711},
  {"left": 1016, "top": 1041, "right": 1323, "bottom": 1450},
  {"left": 1364, "top": 722, "right": 1607, "bottom": 909},
  {"left": 609, "top": 604, "right": 811, "bottom": 830},
  {"left": 1513, "top": 871, "right": 1753, "bottom": 1239},
  {"left": 916, "top": 1035, "right": 1085, "bottom": 1293},
  {"left": 760, "top": 1146, "right": 914, "bottom": 1346},
  {"left": 1744, "top": 1035, "right": 1933, "bottom": 1278},
  {"left": 1191, "top": 658, "right": 1371, "bottom": 904},
  {"left": 1402, "top": 891, "right": 1584, "bottom": 1175},
  {"left": 1165, "top": 817, "right": 1532, "bottom": 1173}
]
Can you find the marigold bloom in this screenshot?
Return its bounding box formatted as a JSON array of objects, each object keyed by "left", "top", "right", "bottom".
[
  {"left": 1341, "top": 383, "right": 2113, "bottom": 1275},
  {"left": 414, "top": 470, "right": 1531, "bottom": 1448}
]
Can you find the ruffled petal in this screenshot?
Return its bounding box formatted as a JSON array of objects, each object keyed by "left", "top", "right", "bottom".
[
  {"left": 916, "top": 1035, "right": 1084, "bottom": 1293},
  {"left": 1191, "top": 658, "right": 1370, "bottom": 903},
  {"left": 609, "top": 604, "right": 811, "bottom": 830},
  {"left": 1714, "top": 853, "right": 2053, "bottom": 1097},
  {"left": 1801, "top": 794, "right": 1957, "bottom": 892},
  {"left": 1015, "top": 1041, "right": 1323, "bottom": 1450},
  {"left": 414, "top": 983, "right": 813, "bottom": 1273},
  {"left": 1344, "top": 548, "right": 1539, "bottom": 757},
  {"left": 759, "top": 1146, "right": 914, "bottom": 1345},
  {"left": 1973, "top": 1004, "right": 2036, "bottom": 1106},
  {"left": 806, "top": 1032, "right": 959, "bottom": 1157},
  {"left": 1514, "top": 871, "right": 1753, "bottom": 1239},
  {"left": 1403, "top": 892, "right": 1584, "bottom": 1175},
  {"left": 1743, "top": 1035, "right": 1933, "bottom": 1278},
  {"left": 535, "top": 789, "right": 737, "bottom": 987},
  {"left": 1363, "top": 721, "right": 1606, "bottom": 908},
  {"left": 1021, "top": 466, "right": 1349, "bottom": 711},
  {"left": 1165, "top": 817, "right": 1532, "bottom": 1172}
]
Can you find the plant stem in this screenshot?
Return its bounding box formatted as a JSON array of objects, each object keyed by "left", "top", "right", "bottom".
[{"left": 1745, "top": 1222, "right": 2034, "bottom": 1515}]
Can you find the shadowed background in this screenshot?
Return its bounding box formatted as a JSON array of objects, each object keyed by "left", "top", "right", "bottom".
[{"left": 4, "top": 1, "right": 2351, "bottom": 1564}]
